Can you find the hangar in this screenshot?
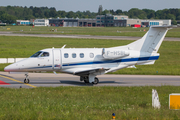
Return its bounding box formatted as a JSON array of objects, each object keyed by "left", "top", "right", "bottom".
[
  {"left": 49, "top": 18, "right": 78, "bottom": 27},
  {"left": 49, "top": 15, "right": 129, "bottom": 27},
  {"left": 49, "top": 18, "right": 97, "bottom": 27},
  {"left": 114, "top": 19, "right": 141, "bottom": 27},
  {"left": 78, "top": 19, "right": 96, "bottom": 27}
]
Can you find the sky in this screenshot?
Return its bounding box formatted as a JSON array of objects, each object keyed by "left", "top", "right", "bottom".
[{"left": 1, "top": 0, "right": 180, "bottom": 12}]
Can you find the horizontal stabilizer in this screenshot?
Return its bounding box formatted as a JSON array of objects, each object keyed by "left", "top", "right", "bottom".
[
  {"left": 105, "top": 65, "right": 128, "bottom": 73},
  {"left": 138, "top": 60, "right": 155, "bottom": 65}
]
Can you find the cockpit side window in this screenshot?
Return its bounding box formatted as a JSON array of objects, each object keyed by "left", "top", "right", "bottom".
[
  {"left": 30, "top": 51, "right": 49, "bottom": 57},
  {"left": 31, "top": 51, "right": 42, "bottom": 57},
  {"left": 40, "top": 52, "right": 49, "bottom": 57}
]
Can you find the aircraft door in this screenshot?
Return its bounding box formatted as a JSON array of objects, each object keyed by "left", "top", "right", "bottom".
[{"left": 52, "top": 49, "right": 62, "bottom": 70}]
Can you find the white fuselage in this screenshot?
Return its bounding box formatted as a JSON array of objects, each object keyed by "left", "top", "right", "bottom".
[{"left": 4, "top": 47, "right": 159, "bottom": 74}]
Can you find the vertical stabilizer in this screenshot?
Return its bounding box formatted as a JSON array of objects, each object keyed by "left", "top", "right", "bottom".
[{"left": 127, "top": 26, "right": 173, "bottom": 53}]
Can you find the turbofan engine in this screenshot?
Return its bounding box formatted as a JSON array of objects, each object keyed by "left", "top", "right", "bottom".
[{"left": 102, "top": 48, "right": 129, "bottom": 59}]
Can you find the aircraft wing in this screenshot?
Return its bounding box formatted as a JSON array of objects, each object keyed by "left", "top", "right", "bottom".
[{"left": 62, "top": 67, "right": 110, "bottom": 76}]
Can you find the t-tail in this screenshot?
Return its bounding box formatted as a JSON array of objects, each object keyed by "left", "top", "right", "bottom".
[{"left": 127, "top": 25, "right": 173, "bottom": 53}]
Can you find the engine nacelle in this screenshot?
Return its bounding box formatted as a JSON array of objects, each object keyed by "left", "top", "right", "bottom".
[{"left": 102, "top": 48, "right": 129, "bottom": 59}]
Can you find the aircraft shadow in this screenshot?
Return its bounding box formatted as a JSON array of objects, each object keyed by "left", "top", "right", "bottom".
[
  {"left": 25, "top": 80, "right": 94, "bottom": 86},
  {"left": 59, "top": 80, "right": 94, "bottom": 86},
  {"left": 5, "top": 80, "right": 130, "bottom": 86},
  {"left": 59, "top": 80, "right": 129, "bottom": 86}
]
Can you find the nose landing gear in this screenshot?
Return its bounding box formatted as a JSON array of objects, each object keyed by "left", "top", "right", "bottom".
[{"left": 24, "top": 74, "right": 29, "bottom": 84}]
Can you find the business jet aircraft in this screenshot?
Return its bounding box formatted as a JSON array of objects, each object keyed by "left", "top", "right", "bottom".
[{"left": 4, "top": 26, "right": 173, "bottom": 84}]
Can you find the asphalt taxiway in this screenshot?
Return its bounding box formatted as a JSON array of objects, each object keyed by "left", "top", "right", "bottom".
[
  {"left": 0, "top": 72, "right": 180, "bottom": 88},
  {"left": 0, "top": 32, "right": 180, "bottom": 41}
]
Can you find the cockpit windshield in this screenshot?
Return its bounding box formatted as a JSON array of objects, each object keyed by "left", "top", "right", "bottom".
[{"left": 30, "top": 51, "right": 49, "bottom": 57}]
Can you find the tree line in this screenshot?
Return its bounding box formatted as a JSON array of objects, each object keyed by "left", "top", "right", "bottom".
[{"left": 0, "top": 6, "right": 179, "bottom": 24}]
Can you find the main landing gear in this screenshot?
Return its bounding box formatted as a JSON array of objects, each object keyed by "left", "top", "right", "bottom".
[
  {"left": 80, "top": 76, "right": 99, "bottom": 84},
  {"left": 93, "top": 77, "right": 99, "bottom": 84},
  {"left": 24, "top": 74, "right": 29, "bottom": 84}
]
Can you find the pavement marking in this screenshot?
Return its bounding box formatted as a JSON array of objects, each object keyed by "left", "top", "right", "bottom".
[
  {"left": 0, "top": 75, "right": 37, "bottom": 88},
  {"left": 0, "top": 80, "right": 10, "bottom": 85}
]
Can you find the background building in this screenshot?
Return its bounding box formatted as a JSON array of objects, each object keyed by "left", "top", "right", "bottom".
[
  {"left": 127, "top": 19, "right": 141, "bottom": 27},
  {"left": 48, "top": 15, "right": 171, "bottom": 27},
  {"left": 16, "top": 14, "right": 171, "bottom": 27},
  {"left": 49, "top": 18, "right": 78, "bottom": 27},
  {"left": 33, "top": 19, "right": 49, "bottom": 26},
  {"left": 113, "top": 15, "right": 128, "bottom": 20},
  {"left": 96, "top": 14, "right": 128, "bottom": 27},
  {"left": 16, "top": 20, "right": 30, "bottom": 25},
  {"left": 114, "top": 19, "right": 141, "bottom": 27},
  {"left": 78, "top": 19, "right": 96, "bottom": 27},
  {"left": 141, "top": 20, "right": 171, "bottom": 27}
]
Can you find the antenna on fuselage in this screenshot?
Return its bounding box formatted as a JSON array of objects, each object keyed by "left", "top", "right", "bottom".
[{"left": 61, "top": 45, "right": 66, "bottom": 49}]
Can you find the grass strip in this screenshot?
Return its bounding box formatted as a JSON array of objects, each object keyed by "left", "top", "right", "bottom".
[
  {"left": 0, "top": 86, "right": 179, "bottom": 119},
  {"left": 1, "top": 26, "right": 180, "bottom": 37}
]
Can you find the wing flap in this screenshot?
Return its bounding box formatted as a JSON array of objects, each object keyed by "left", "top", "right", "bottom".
[{"left": 62, "top": 67, "right": 109, "bottom": 76}]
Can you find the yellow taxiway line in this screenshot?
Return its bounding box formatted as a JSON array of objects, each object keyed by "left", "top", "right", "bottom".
[{"left": 0, "top": 75, "right": 37, "bottom": 88}]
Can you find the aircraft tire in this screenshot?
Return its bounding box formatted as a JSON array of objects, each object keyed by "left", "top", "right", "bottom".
[
  {"left": 80, "top": 76, "right": 84, "bottom": 81},
  {"left": 84, "top": 79, "right": 89, "bottom": 83},
  {"left": 92, "top": 77, "right": 99, "bottom": 84},
  {"left": 83, "top": 76, "right": 89, "bottom": 83},
  {"left": 24, "top": 79, "right": 29, "bottom": 84}
]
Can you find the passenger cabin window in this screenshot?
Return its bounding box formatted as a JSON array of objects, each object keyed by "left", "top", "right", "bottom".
[
  {"left": 41, "top": 52, "right": 49, "bottom": 57},
  {"left": 80, "top": 53, "right": 84, "bottom": 58},
  {"left": 72, "top": 53, "right": 76, "bottom": 58},
  {"left": 64, "top": 53, "right": 69, "bottom": 58},
  {"left": 89, "top": 53, "right": 94, "bottom": 58}
]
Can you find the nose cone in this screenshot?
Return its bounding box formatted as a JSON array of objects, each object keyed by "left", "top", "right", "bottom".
[{"left": 4, "top": 63, "right": 18, "bottom": 72}]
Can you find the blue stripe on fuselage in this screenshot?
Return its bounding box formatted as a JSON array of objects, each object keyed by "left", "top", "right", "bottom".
[
  {"left": 24, "top": 65, "right": 53, "bottom": 69},
  {"left": 62, "top": 56, "right": 159, "bottom": 67}
]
